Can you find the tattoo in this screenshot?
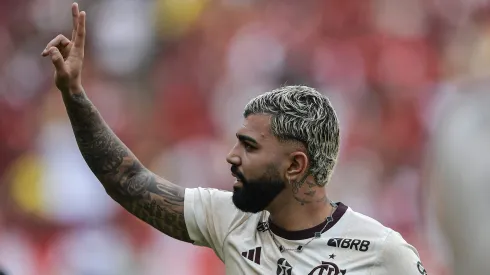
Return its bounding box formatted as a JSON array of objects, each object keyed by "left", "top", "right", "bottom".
[
  {"left": 293, "top": 195, "right": 313, "bottom": 205},
  {"left": 118, "top": 174, "right": 190, "bottom": 241},
  {"left": 291, "top": 179, "right": 327, "bottom": 205},
  {"left": 304, "top": 181, "right": 316, "bottom": 197},
  {"left": 125, "top": 168, "right": 152, "bottom": 196},
  {"left": 63, "top": 91, "right": 192, "bottom": 243},
  {"left": 304, "top": 190, "right": 316, "bottom": 197},
  {"left": 291, "top": 178, "right": 305, "bottom": 195},
  {"left": 64, "top": 93, "right": 130, "bottom": 179},
  {"left": 315, "top": 195, "right": 328, "bottom": 203},
  {"left": 293, "top": 194, "right": 328, "bottom": 205}
]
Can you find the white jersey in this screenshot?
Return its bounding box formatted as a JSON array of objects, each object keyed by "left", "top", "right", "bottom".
[{"left": 184, "top": 187, "right": 425, "bottom": 275}]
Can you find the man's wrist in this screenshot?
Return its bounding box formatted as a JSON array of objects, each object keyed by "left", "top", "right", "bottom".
[
  {"left": 68, "top": 83, "right": 84, "bottom": 95},
  {"left": 60, "top": 84, "right": 84, "bottom": 98}
]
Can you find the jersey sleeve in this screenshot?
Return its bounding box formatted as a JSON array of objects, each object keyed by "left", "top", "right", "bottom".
[
  {"left": 377, "top": 231, "right": 427, "bottom": 275},
  {"left": 184, "top": 187, "right": 245, "bottom": 260}
]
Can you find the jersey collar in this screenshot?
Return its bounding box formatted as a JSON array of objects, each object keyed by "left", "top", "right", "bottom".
[{"left": 268, "top": 202, "right": 348, "bottom": 240}]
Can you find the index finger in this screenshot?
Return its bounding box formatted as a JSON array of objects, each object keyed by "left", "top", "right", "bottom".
[
  {"left": 73, "top": 11, "right": 86, "bottom": 53},
  {"left": 71, "top": 3, "right": 80, "bottom": 41}
]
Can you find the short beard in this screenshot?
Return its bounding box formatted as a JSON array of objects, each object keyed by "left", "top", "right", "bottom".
[{"left": 231, "top": 165, "right": 286, "bottom": 213}]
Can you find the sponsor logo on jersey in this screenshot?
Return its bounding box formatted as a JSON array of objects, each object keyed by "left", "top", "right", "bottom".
[
  {"left": 276, "top": 258, "right": 292, "bottom": 275},
  {"left": 241, "top": 247, "right": 262, "bottom": 265},
  {"left": 327, "top": 238, "right": 370, "bottom": 252},
  {"left": 308, "top": 261, "right": 346, "bottom": 275}
]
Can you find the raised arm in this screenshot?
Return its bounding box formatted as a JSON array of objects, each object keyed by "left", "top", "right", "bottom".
[{"left": 41, "top": 3, "right": 192, "bottom": 243}]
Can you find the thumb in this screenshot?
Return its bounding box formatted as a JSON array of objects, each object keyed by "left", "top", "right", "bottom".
[{"left": 48, "top": 47, "right": 67, "bottom": 74}]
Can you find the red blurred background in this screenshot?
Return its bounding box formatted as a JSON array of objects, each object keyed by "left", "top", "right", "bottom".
[{"left": 2, "top": 0, "right": 490, "bottom": 274}]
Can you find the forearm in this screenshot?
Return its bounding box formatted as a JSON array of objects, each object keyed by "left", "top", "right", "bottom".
[
  {"left": 62, "top": 88, "right": 139, "bottom": 193},
  {"left": 61, "top": 88, "right": 192, "bottom": 242}
]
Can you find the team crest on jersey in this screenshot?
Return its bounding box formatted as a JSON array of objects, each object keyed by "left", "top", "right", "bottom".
[{"left": 308, "top": 261, "right": 347, "bottom": 275}]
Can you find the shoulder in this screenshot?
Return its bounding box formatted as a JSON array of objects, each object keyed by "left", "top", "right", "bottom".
[
  {"left": 185, "top": 187, "right": 232, "bottom": 199},
  {"left": 343, "top": 206, "right": 422, "bottom": 272},
  {"left": 184, "top": 187, "right": 234, "bottom": 211},
  {"left": 346, "top": 208, "right": 416, "bottom": 248},
  {"left": 352, "top": 208, "right": 423, "bottom": 274},
  {"left": 340, "top": 206, "right": 393, "bottom": 240},
  {"left": 375, "top": 230, "right": 423, "bottom": 274},
  {"left": 338, "top": 206, "right": 417, "bottom": 253},
  {"left": 184, "top": 187, "right": 255, "bottom": 228},
  {"left": 380, "top": 230, "right": 419, "bottom": 258}
]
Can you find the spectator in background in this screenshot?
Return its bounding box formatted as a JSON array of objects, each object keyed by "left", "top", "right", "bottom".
[{"left": 428, "top": 77, "right": 490, "bottom": 275}]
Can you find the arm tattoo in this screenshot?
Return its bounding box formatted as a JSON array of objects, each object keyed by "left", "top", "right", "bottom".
[
  {"left": 62, "top": 91, "right": 192, "bottom": 243},
  {"left": 116, "top": 171, "right": 190, "bottom": 242}
]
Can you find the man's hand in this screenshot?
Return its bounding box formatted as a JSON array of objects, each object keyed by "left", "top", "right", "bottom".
[{"left": 41, "top": 3, "right": 85, "bottom": 93}]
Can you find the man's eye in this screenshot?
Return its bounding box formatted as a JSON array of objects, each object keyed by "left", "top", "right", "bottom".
[{"left": 244, "top": 144, "right": 254, "bottom": 151}]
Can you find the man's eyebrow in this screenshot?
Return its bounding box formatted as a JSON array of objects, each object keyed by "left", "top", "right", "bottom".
[{"left": 236, "top": 134, "right": 259, "bottom": 145}]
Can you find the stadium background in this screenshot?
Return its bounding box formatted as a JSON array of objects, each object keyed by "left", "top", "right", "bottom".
[{"left": 1, "top": 0, "right": 490, "bottom": 274}]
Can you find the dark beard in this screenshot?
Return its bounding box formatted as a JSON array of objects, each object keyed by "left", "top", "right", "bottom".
[{"left": 231, "top": 165, "right": 286, "bottom": 213}]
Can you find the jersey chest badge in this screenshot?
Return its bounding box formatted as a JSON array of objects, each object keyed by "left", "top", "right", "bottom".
[
  {"left": 275, "top": 258, "right": 348, "bottom": 275},
  {"left": 308, "top": 261, "right": 347, "bottom": 275}
]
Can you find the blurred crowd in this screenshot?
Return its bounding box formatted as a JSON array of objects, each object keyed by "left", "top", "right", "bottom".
[{"left": 2, "top": 0, "right": 490, "bottom": 274}]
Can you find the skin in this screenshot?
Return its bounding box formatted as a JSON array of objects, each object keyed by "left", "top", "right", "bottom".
[{"left": 41, "top": 3, "right": 334, "bottom": 242}]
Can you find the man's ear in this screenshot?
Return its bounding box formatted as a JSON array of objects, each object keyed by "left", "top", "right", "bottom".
[{"left": 285, "top": 151, "right": 309, "bottom": 182}]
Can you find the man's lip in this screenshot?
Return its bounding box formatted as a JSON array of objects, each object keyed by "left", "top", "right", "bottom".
[
  {"left": 231, "top": 169, "right": 244, "bottom": 181},
  {"left": 231, "top": 166, "right": 240, "bottom": 175},
  {"left": 233, "top": 180, "right": 243, "bottom": 189}
]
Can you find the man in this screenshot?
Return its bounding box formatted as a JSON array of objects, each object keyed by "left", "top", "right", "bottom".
[{"left": 41, "top": 3, "right": 425, "bottom": 274}]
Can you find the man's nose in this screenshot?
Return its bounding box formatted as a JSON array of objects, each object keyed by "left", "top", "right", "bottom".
[{"left": 226, "top": 145, "right": 241, "bottom": 166}]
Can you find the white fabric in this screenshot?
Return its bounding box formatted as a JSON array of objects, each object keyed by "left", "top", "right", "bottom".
[{"left": 184, "top": 187, "right": 424, "bottom": 274}]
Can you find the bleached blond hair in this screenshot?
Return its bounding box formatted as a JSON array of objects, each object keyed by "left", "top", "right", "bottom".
[{"left": 243, "top": 85, "right": 340, "bottom": 186}]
